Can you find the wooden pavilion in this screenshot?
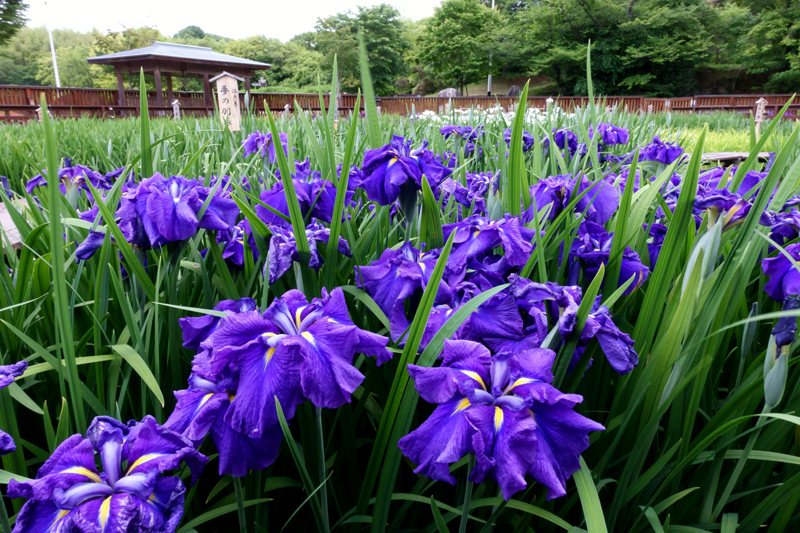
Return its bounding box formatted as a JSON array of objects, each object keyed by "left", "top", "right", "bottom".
[{"left": 86, "top": 42, "right": 270, "bottom": 112}]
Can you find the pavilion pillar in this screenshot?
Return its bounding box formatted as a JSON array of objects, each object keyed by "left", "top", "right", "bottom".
[
  {"left": 153, "top": 67, "right": 165, "bottom": 109},
  {"left": 166, "top": 73, "right": 174, "bottom": 105},
  {"left": 116, "top": 71, "right": 127, "bottom": 107},
  {"left": 203, "top": 74, "right": 212, "bottom": 115}
]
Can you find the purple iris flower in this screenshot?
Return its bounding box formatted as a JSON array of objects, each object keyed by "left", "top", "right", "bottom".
[
  {"left": 772, "top": 296, "right": 799, "bottom": 348},
  {"left": 442, "top": 215, "right": 538, "bottom": 273},
  {"left": 399, "top": 339, "right": 604, "bottom": 500},
  {"left": 8, "top": 415, "right": 207, "bottom": 533},
  {"left": 104, "top": 167, "right": 126, "bottom": 181},
  {"left": 646, "top": 223, "right": 668, "bottom": 269},
  {"left": 572, "top": 176, "right": 620, "bottom": 224},
  {"left": 204, "top": 288, "right": 390, "bottom": 437},
  {"left": 618, "top": 167, "right": 642, "bottom": 197},
  {"left": 166, "top": 368, "right": 281, "bottom": 477},
  {"left": 571, "top": 221, "right": 648, "bottom": 295},
  {"left": 765, "top": 209, "right": 800, "bottom": 245},
  {"left": 0, "top": 361, "right": 27, "bottom": 455},
  {"left": 440, "top": 125, "right": 484, "bottom": 142},
  {"left": 543, "top": 129, "right": 578, "bottom": 154},
  {"left": 511, "top": 276, "right": 638, "bottom": 374},
  {"left": 337, "top": 163, "right": 364, "bottom": 191},
  {"left": 75, "top": 230, "right": 108, "bottom": 261},
  {"left": 762, "top": 243, "right": 800, "bottom": 302},
  {"left": 25, "top": 159, "right": 111, "bottom": 196},
  {"left": 528, "top": 175, "right": 572, "bottom": 221},
  {"left": 526, "top": 174, "right": 617, "bottom": 224},
  {"left": 503, "top": 129, "right": 536, "bottom": 152},
  {"left": 391, "top": 303, "right": 457, "bottom": 351},
  {"left": 439, "top": 174, "right": 488, "bottom": 216},
  {"left": 0, "top": 176, "right": 12, "bottom": 197},
  {"left": 360, "top": 135, "right": 453, "bottom": 206},
  {"left": 458, "top": 292, "right": 525, "bottom": 343},
  {"left": 242, "top": 131, "right": 290, "bottom": 163},
  {"left": 180, "top": 297, "right": 258, "bottom": 353},
  {"left": 220, "top": 220, "right": 259, "bottom": 267},
  {"left": 640, "top": 137, "right": 684, "bottom": 164},
  {"left": 576, "top": 299, "right": 639, "bottom": 374},
  {"left": 591, "top": 123, "right": 630, "bottom": 146},
  {"left": 266, "top": 222, "right": 351, "bottom": 284},
  {"left": 256, "top": 163, "right": 350, "bottom": 226},
  {"left": 117, "top": 174, "right": 239, "bottom": 247},
  {"left": 700, "top": 167, "right": 767, "bottom": 197},
  {"left": 356, "top": 242, "right": 450, "bottom": 317},
  {"left": 440, "top": 151, "right": 458, "bottom": 168}
]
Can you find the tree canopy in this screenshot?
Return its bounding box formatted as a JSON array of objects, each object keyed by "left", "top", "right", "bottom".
[{"left": 0, "top": 0, "right": 26, "bottom": 48}]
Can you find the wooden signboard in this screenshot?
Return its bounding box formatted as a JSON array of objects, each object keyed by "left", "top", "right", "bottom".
[
  {"left": 755, "top": 97, "right": 768, "bottom": 137},
  {"left": 210, "top": 72, "right": 243, "bottom": 132}
]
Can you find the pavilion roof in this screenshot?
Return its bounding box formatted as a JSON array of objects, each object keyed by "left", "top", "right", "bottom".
[{"left": 87, "top": 42, "right": 270, "bottom": 71}]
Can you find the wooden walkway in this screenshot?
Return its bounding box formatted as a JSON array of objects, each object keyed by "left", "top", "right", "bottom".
[
  {"left": 0, "top": 202, "right": 22, "bottom": 249},
  {"left": 700, "top": 152, "right": 771, "bottom": 164}
]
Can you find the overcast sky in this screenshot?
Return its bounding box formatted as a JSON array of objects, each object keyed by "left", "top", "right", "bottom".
[{"left": 25, "top": 0, "right": 439, "bottom": 42}]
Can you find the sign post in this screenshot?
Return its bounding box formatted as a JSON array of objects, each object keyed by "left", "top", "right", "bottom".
[
  {"left": 172, "top": 99, "right": 181, "bottom": 121},
  {"left": 755, "top": 97, "right": 768, "bottom": 138},
  {"left": 210, "top": 72, "right": 243, "bottom": 132}
]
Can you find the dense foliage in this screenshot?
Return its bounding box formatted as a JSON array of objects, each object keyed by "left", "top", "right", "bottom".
[
  {"left": 1, "top": 0, "right": 798, "bottom": 96},
  {"left": 0, "top": 52, "right": 800, "bottom": 532}
]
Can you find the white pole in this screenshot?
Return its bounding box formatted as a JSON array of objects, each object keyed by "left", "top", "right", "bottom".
[
  {"left": 487, "top": 0, "right": 495, "bottom": 96},
  {"left": 45, "top": 2, "right": 61, "bottom": 87}
]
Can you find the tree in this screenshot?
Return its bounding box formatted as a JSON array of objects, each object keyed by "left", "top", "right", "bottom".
[
  {"left": 175, "top": 25, "right": 205, "bottom": 40},
  {"left": 736, "top": 0, "right": 800, "bottom": 92},
  {"left": 0, "top": 0, "right": 26, "bottom": 48},
  {"left": 418, "top": 0, "right": 493, "bottom": 94},
  {"left": 496, "top": 0, "right": 720, "bottom": 96},
  {"left": 312, "top": 4, "right": 410, "bottom": 95},
  {"left": 36, "top": 42, "right": 97, "bottom": 87}
]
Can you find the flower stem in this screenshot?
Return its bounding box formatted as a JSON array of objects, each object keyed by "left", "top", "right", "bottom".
[
  {"left": 0, "top": 490, "right": 10, "bottom": 533},
  {"left": 315, "top": 405, "right": 330, "bottom": 533},
  {"left": 233, "top": 475, "right": 248, "bottom": 533},
  {"left": 459, "top": 454, "right": 476, "bottom": 533}
]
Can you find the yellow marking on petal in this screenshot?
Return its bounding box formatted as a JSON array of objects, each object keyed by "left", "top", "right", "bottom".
[
  {"left": 388, "top": 157, "right": 398, "bottom": 166},
  {"left": 228, "top": 394, "right": 236, "bottom": 402},
  {"left": 473, "top": 230, "right": 481, "bottom": 238},
  {"left": 459, "top": 370, "right": 487, "bottom": 391},
  {"left": 494, "top": 407, "right": 504, "bottom": 432},
  {"left": 453, "top": 397, "right": 471, "bottom": 414},
  {"left": 199, "top": 393, "right": 214, "bottom": 408},
  {"left": 328, "top": 318, "right": 338, "bottom": 323},
  {"left": 295, "top": 307, "right": 305, "bottom": 330},
  {"left": 53, "top": 509, "right": 70, "bottom": 526},
  {"left": 148, "top": 493, "right": 157, "bottom": 504},
  {"left": 265, "top": 347, "right": 276, "bottom": 369},
  {"left": 301, "top": 331, "right": 315, "bottom": 344},
  {"left": 419, "top": 262, "right": 426, "bottom": 273},
  {"left": 262, "top": 332, "right": 276, "bottom": 337},
  {"left": 722, "top": 203, "right": 743, "bottom": 227},
  {"left": 99, "top": 496, "right": 112, "bottom": 532},
  {"left": 61, "top": 466, "right": 102, "bottom": 483},
  {"left": 504, "top": 377, "right": 535, "bottom": 395},
  {"left": 126, "top": 453, "right": 165, "bottom": 475}
]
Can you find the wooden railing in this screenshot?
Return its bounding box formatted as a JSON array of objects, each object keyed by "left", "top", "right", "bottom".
[{"left": 0, "top": 85, "right": 797, "bottom": 122}]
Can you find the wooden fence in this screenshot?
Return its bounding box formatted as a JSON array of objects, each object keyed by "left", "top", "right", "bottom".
[{"left": 0, "top": 85, "right": 797, "bottom": 122}]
